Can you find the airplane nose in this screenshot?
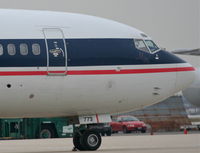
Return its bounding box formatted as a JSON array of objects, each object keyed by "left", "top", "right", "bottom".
[
  {"left": 175, "top": 63, "right": 196, "bottom": 93},
  {"left": 182, "top": 68, "right": 200, "bottom": 107}
]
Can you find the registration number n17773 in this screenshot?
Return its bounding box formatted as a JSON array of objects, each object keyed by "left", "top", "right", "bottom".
[{"left": 78, "top": 114, "right": 111, "bottom": 124}]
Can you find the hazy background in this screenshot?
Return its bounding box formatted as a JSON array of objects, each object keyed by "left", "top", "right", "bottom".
[{"left": 0, "top": 0, "right": 199, "bottom": 50}]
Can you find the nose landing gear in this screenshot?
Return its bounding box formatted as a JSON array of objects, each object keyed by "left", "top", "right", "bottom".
[{"left": 73, "top": 130, "right": 102, "bottom": 151}]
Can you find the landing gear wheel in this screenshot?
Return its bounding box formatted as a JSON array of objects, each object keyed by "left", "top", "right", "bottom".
[
  {"left": 73, "top": 130, "right": 102, "bottom": 151},
  {"left": 81, "top": 130, "right": 102, "bottom": 151},
  {"left": 73, "top": 132, "right": 86, "bottom": 151}
]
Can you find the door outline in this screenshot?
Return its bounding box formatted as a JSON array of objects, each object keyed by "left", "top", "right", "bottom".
[{"left": 43, "top": 28, "right": 67, "bottom": 76}]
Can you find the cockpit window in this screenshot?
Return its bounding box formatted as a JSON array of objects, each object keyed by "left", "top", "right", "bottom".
[
  {"left": 145, "top": 40, "right": 160, "bottom": 52},
  {"left": 134, "top": 39, "right": 149, "bottom": 52}
]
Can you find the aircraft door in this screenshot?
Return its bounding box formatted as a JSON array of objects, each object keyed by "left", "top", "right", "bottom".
[{"left": 43, "top": 28, "right": 67, "bottom": 75}]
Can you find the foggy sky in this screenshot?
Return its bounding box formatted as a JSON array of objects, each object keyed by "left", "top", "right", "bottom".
[{"left": 0, "top": 0, "right": 199, "bottom": 50}]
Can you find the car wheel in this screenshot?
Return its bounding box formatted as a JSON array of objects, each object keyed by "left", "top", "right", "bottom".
[
  {"left": 39, "top": 125, "right": 55, "bottom": 138},
  {"left": 123, "top": 126, "right": 129, "bottom": 134}
]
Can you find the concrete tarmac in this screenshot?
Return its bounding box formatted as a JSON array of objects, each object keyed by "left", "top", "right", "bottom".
[{"left": 0, "top": 134, "right": 199, "bottom": 153}]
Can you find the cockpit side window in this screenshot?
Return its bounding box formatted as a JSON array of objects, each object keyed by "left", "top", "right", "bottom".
[
  {"left": 134, "top": 39, "right": 149, "bottom": 52},
  {"left": 145, "top": 40, "right": 160, "bottom": 52}
]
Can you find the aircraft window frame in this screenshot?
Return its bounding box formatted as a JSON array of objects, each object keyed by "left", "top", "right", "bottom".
[
  {"left": 32, "top": 43, "right": 41, "bottom": 55},
  {"left": 134, "top": 39, "right": 150, "bottom": 53},
  {"left": 7, "top": 44, "right": 16, "bottom": 56},
  {"left": 0, "top": 44, "right": 3, "bottom": 55},
  {"left": 144, "top": 40, "right": 160, "bottom": 53},
  {"left": 20, "top": 43, "right": 28, "bottom": 55}
]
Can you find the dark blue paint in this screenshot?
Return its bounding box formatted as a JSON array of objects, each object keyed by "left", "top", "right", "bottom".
[
  {"left": 0, "top": 38, "right": 185, "bottom": 67},
  {"left": 67, "top": 39, "right": 185, "bottom": 66}
]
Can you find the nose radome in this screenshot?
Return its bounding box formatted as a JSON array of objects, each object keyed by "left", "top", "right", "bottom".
[
  {"left": 182, "top": 67, "right": 200, "bottom": 107},
  {"left": 175, "top": 63, "right": 196, "bottom": 93}
]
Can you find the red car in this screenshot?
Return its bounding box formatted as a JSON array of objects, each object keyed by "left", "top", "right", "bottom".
[{"left": 110, "top": 116, "right": 147, "bottom": 133}]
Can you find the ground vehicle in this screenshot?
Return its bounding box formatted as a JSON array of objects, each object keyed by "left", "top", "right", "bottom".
[
  {"left": 0, "top": 118, "right": 111, "bottom": 139},
  {"left": 0, "top": 118, "right": 73, "bottom": 139},
  {"left": 110, "top": 116, "right": 147, "bottom": 133}
]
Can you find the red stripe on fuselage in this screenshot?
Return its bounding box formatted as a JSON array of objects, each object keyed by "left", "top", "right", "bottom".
[
  {"left": 0, "top": 67, "right": 195, "bottom": 76},
  {"left": 68, "top": 67, "right": 195, "bottom": 75}
]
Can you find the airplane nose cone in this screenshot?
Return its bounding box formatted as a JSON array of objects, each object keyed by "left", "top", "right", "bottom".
[
  {"left": 182, "top": 67, "right": 200, "bottom": 107},
  {"left": 175, "top": 63, "right": 196, "bottom": 93}
]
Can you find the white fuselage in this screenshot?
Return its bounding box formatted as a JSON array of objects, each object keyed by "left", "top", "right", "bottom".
[
  {"left": 0, "top": 9, "right": 195, "bottom": 118},
  {"left": 0, "top": 63, "right": 194, "bottom": 118}
]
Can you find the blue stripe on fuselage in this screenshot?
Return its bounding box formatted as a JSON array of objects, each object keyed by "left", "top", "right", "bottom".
[{"left": 0, "top": 38, "right": 185, "bottom": 67}]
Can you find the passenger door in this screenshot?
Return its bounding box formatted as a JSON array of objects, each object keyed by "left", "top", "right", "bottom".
[{"left": 43, "top": 28, "right": 67, "bottom": 75}]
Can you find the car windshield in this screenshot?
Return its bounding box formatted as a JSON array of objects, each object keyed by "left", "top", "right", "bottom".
[
  {"left": 121, "top": 116, "right": 139, "bottom": 122},
  {"left": 144, "top": 40, "right": 160, "bottom": 52}
]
